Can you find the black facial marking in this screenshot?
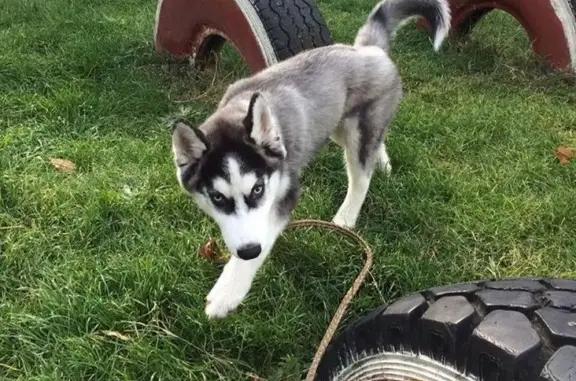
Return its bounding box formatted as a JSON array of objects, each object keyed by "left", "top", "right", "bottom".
[
  {"left": 198, "top": 137, "right": 270, "bottom": 189},
  {"left": 277, "top": 171, "right": 300, "bottom": 217},
  {"left": 206, "top": 188, "right": 236, "bottom": 215},
  {"left": 188, "top": 121, "right": 280, "bottom": 196},
  {"left": 244, "top": 177, "right": 265, "bottom": 209}
]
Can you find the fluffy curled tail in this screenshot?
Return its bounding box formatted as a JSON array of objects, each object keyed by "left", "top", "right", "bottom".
[{"left": 354, "top": 0, "right": 451, "bottom": 52}]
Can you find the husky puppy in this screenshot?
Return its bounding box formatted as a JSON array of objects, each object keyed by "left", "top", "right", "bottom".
[{"left": 171, "top": 0, "right": 451, "bottom": 318}]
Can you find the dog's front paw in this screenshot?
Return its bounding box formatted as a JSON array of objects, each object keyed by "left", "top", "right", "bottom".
[
  {"left": 205, "top": 267, "right": 251, "bottom": 319},
  {"left": 206, "top": 273, "right": 230, "bottom": 304},
  {"left": 205, "top": 287, "right": 248, "bottom": 319},
  {"left": 332, "top": 212, "right": 356, "bottom": 229}
]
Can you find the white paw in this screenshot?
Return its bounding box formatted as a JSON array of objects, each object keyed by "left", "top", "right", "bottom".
[
  {"left": 206, "top": 271, "right": 231, "bottom": 304},
  {"left": 205, "top": 286, "right": 248, "bottom": 319},
  {"left": 332, "top": 212, "right": 356, "bottom": 229},
  {"left": 377, "top": 146, "right": 392, "bottom": 175},
  {"left": 377, "top": 157, "right": 392, "bottom": 175},
  {"left": 205, "top": 261, "right": 253, "bottom": 319},
  {"left": 381, "top": 161, "right": 392, "bottom": 175}
]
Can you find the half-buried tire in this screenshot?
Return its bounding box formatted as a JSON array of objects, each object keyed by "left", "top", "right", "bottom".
[
  {"left": 154, "top": 0, "right": 333, "bottom": 73},
  {"left": 315, "top": 278, "right": 576, "bottom": 381},
  {"left": 439, "top": 0, "right": 576, "bottom": 74}
]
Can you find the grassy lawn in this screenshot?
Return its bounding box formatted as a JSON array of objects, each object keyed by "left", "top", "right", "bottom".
[{"left": 1, "top": 0, "right": 576, "bottom": 379}]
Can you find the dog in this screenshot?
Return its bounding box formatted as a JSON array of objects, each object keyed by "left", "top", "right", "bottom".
[{"left": 171, "top": 0, "right": 451, "bottom": 319}]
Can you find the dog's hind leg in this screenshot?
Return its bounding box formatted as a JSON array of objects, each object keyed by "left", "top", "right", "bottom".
[
  {"left": 329, "top": 123, "right": 346, "bottom": 147},
  {"left": 332, "top": 100, "right": 396, "bottom": 228},
  {"left": 332, "top": 114, "right": 376, "bottom": 229},
  {"left": 376, "top": 143, "right": 392, "bottom": 174}
]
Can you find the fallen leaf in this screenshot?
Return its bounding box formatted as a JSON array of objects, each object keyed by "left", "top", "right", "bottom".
[
  {"left": 121, "top": 184, "right": 135, "bottom": 199},
  {"left": 49, "top": 157, "right": 76, "bottom": 173},
  {"left": 100, "top": 330, "right": 131, "bottom": 342},
  {"left": 247, "top": 373, "right": 267, "bottom": 381},
  {"left": 199, "top": 238, "right": 229, "bottom": 262},
  {"left": 555, "top": 146, "right": 574, "bottom": 166}
]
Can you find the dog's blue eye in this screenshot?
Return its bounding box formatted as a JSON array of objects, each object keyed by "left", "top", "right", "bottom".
[
  {"left": 209, "top": 193, "right": 224, "bottom": 203},
  {"left": 244, "top": 183, "right": 265, "bottom": 207}
]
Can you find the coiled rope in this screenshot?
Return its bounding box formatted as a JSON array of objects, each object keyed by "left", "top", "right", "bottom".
[{"left": 201, "top": 219, "right": 374, "bottom": 381}]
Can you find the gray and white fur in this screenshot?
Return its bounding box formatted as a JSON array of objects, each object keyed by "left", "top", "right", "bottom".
[{"left": 171, "top": 0, "right": 451, "bottom": 319}]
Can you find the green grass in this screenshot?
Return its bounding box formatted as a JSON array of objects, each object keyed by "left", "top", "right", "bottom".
[{"left": 1, "top": 0, "right": 576, "bottom": 379}]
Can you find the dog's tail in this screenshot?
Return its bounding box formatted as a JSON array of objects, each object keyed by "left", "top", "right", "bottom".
[{"left": 354, "top": 0, "right": 451, "bottom": 52}]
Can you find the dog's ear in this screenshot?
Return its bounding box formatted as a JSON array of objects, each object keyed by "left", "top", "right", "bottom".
[
  {"left": 171, "top": 118, "right": 209, "bottom": 171},
  {"left": 243, "top": 92, "right": 286, "bottom": 160}
]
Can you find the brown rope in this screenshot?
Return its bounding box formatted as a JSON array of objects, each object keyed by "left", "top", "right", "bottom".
[
  {"left": 201, "top": 219, "right": 374, "bottom": 381},
  {"left": 284, "top": 219, "right": 373, "bottom": 381}
]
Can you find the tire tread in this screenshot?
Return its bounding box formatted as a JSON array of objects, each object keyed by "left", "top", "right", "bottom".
[
  {"left": 249, "top": 0, "right": 333, "bottom": 61},
  {"left": 315, "top": 278, "right": 576, "bottom": 381}
]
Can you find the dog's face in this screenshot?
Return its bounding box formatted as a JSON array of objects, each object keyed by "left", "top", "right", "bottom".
[{"left": 171, "top": 93, "right": 287, "bottom": 260}]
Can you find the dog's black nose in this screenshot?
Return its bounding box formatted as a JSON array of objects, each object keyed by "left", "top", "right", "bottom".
[{"left": 237, "top": 244, "right": 261, "bottom": 260}]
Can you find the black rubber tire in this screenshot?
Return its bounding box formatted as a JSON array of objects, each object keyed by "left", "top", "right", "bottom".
[
  {"left": 315, "top": 278, "right": 576, "bottom": 381},
  {"left": 250, "top": 0, "right": 334, "bottom": 61},
  {"left": 154, "top": 0, "right": 333, "bottom": 72}
]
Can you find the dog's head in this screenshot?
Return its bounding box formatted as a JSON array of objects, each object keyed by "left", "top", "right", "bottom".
[{"left": 171, "top": 92, "right": 287, "bottom": 260}]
